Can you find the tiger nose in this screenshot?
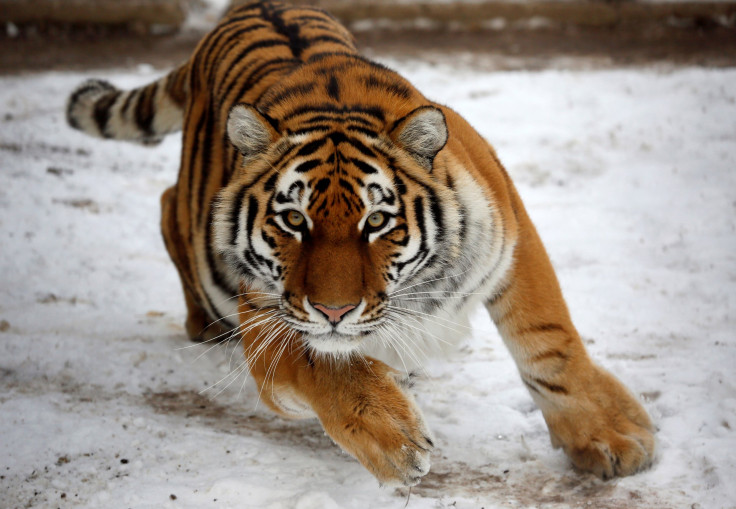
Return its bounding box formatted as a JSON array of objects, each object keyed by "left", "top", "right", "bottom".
[{"left": 312, "top": 303, "right": 356, "bottom": 324}]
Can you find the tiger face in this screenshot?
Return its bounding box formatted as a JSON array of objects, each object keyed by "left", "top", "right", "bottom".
[{"left": 215, "top": 103, "right": 462, "bottom": 355}]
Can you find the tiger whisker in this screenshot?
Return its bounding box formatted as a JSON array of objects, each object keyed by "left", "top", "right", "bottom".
[
  {"left": 393, "top": 296, "right": 471, "bottom": 301},
  {"left": 252, "top": 321, "right": 293, "bottom": 410},
  {"left": 175, "top": 306, "right": 271, "bottom": 351},
  {"left": 386, "top": 305, "right": 471, "bottom": 333},
  {"left": 198, "top": 316, "right": 281, "bottom": 387},
  {"left": 212, "top": 290, "right": 281, "bottom": 309},
  {"left": 389, "top": 289, "right": 486, "bottom": 298},
  {"left": 202, "top": 358, "right": 251, "bottom": 398},
  {"left": 244, "top": 317, "right": 291, "bottom": 375},
  {"left": 381, "top": 318, "right": 429, "bottom": 376},
  {"left": 375, "top": 322, "right": 412, "bottom": 375},
  {"left": 384, "top": 310, "right": 453, "bottom": 346},
  {"left": 267, "top": 328, "right": 297, "bottom": 402},
  {"left": 203, "top": 313, "right": 286, "bottom": 398},
  {"left": 388, "top": 268, "right": 471, "bottom": 297},
  {"left": 189, "top": 309, "right": 281, "bottom": 361}
]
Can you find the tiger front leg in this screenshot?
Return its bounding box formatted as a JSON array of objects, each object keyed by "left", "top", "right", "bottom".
[
  {"left": 239, "top": 299, "right": 434, "bottom": 487},
  {"left": 299, "top": 358, "right": 434, "bottom": 487},
  {"left": 536, "top": 361, "right": 655, "bottom": 478},
  {"left": 487, "top": 203, "right": 655, "bottom": 478}
]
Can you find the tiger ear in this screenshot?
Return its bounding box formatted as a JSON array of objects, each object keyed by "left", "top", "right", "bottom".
[
  {"left": 226, "top": 104, "right": 279, "bottom": 158},
  {"left": 390, "top": 106, "right": 448, "bottom": 170}
]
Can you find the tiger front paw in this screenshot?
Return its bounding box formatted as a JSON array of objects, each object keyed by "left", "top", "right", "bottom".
[
  {"left": 544, "top": 366, "right": 655, "bottom": 479},
  {"left": 317, "top": 364, "right": 434, "bottom": 487}
]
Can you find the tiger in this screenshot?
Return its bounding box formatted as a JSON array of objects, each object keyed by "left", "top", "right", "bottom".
[{"left": 66, "top": 0, "right": 655, "bottom": 487}]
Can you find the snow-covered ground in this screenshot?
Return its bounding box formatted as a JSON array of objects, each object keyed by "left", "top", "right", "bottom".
[{"left": 1, "top": 61, "right": 735, "bottom": 509}]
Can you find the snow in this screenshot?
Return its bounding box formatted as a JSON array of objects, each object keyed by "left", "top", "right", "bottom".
[{"left": 1, "top": 61, "right": 735, "bottom": 509}]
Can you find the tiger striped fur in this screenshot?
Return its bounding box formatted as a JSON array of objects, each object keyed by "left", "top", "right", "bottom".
[{"left": 67, "top": 0, "right": 654, "bottom": 487}]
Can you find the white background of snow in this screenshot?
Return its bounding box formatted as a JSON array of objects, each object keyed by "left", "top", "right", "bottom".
[{"left": 1, "top": 61, "right": 735, "bottom": 509}]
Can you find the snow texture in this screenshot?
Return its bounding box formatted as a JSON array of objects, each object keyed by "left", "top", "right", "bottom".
[{"left": 1, "top": 62, "right": 735, "bottom": 508}]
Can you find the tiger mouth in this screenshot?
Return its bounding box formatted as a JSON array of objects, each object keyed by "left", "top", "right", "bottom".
[
  {"left": 302, "top": 331, "right": 368, "bottom": 355},
  {"left": 281, "top": 313, "right": 381, "bottom": 336}
]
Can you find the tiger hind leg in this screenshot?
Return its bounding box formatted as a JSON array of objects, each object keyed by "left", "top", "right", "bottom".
[{"left": 160, "top": 186, "right": 230, "bottom": 343}]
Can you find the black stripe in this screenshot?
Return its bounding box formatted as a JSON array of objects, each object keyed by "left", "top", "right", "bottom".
[
  {"left": 196, "top": 99, "right": 215, "bottom": 225},
  {"left": 532, "top": 377, "right": 568, "bottom": 395},
  {"left": 217, "top": 38, "right": 291, "bottom": 100},
  {"left": 229, "top": 183, "right": 249, "bottom": 245},
  {"left": 387, "top": 224, "right": 409, "bottom": 247},
  {"left": 457, "top": 204, "right": 468, "bottom": 250},
  {"left": 265, "top": 143, "right": 300, "bottom": 172},
  {"left": 201, "top": 21, "right": 264, "bottom": 81},
  {"left": 522, "top": 380, "right": 541, "bottom": 395},
  {"left": 291, "top": 15, "right": 332, "bottom": 23},
  {"left": 245, "top": 195, "right": 259, "bottom": 243},
  {"left": 362, "top": 74, "right": 412, "bottom": 100},
  {"left": 346, "top": 125, "right": 378, "bottom": 138},
  {"left": 205, "top": 209, "right": 239, "bottom": 299},
  {"left": 134, "top": 83, "right": 157, "bottom": 137},
  {"left": 207, "top": 23, "right": 272, "bottom": 86},
  {"left": 261, "top": 1, "right": 308, "bottom": 59},
  {"left": 263, "top": 173, "right": 279, "bottom": 192},
  {"left": 224, "top": 10, "right": 262, "bottom": 23},
  {"left": 223, "top": 143, "right": 237, "bottom": 188},
  {"left": 347, "top": 137, "right": 377, "bottom": 159},
  {"left": 261, "top": 231, "right": 277, "bottom": 249},
  {"left": 281, "top": 103, "right": 385, "bottom": 123},
  {"left": 396, "top": 196, "right": 428, "bottom": 274},
  {"left": 68, "top": 81, "right": 111, "bottom": 113},
  {"left": 222, "top": 57, "right": 297, "bottom": 106},
  {"left": 304, "top": 35, "right": 354, "bottom": 50},
  {"left": 68, "top": 80, "right": 116, "bottom": 129},
  {"left": 294, "top": 159, "right": 321, "bottom": 173},
  {"left": 249, "top": 58, "right": 300, "bottom": 86},
  {"left": 251, "top": 62, "right": 305, "bottom": 105},
  {"left": 93, "top": 91, "right": 120, "bottom": 138},
  {"left": 299, "top": 22, "right": 338, "bottom": 32},
  {"left": 295, "top": 138, "right": 329, "bottom": 158},
  {"left": 530, "top": 349, "right": 569, "bottom": 363},
  {"left": 328, "top": 131, "right": 348, "bottom": 146},
  {"left": 429, "top": 194, "right": 444, "bottom": 244},
  {"left": 394, "top": 175, "right": 407, "bottom": 196},
  {"left": 520, "top": 323, "right": 567, "bottom": 335},
  {"left": 306, "top": 51, "right": 371, "bottom": 66},
  {"left": 366, "top": 183, "right": 395, "bottom": 205},
  {"left": 315, "top": 178, "right": 330, "bottom": 193},
  {"left": 187, "top": 110, "right": 207, "bottom": 237},
  {"left": 301, "top": 114, "right": 374, "bottom": 127},
  {"left": 326, "top": 75, "right": 340, "bottom": 101},
  {"left": 350, "top": 158, "right": 377, "bottom": 175},
  {"left": 120, "top": 89, "right": 137, "bottom": 118},
  {"left": 260, "top": 82, "right": 316, "bottom": 111}
]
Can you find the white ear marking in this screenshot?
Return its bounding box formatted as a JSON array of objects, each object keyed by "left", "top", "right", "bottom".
[
  {"left": 226, "top": 104, "right": 273, "bottom": 157},
  {"left": 395, "top": 106, "right": 448, "bottom": 170}
]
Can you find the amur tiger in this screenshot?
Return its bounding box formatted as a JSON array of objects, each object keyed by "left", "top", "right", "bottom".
[{"left": 66, "top": 0, "right": 654, "bottom": 487}]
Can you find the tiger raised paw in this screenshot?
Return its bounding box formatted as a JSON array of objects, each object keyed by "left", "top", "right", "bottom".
[{"left": 67, "top": 0, "right": 654, "bottom": 485}]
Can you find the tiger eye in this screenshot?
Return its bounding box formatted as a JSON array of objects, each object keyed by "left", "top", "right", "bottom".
[
  {"left": 367, "top": 212, "right": 386, "bottom": 229},
  {"left": 285, "top": 210, "right": 305, "bottom": 228}
]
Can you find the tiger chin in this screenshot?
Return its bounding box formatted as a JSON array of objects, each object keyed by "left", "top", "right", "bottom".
[{"left": 66, "top": 0, "right": 655, "bottom": 487}]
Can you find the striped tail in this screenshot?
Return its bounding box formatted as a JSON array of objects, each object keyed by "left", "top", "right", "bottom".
[{"left": 66, "top": 64, "right": 189, "bottom": 145}]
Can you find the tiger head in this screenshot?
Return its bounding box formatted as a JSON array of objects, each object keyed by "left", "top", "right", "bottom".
[{"left": 214, "top": 67, "right": 463, "bottom": 356}]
